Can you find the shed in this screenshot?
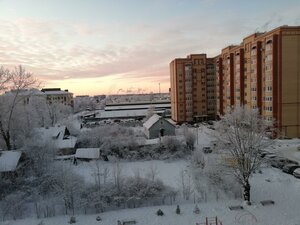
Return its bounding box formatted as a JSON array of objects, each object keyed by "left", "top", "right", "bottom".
[
  {"left": 0, "top": 150, "right": 22, "bottom": 178},
  {"left": 0, "top": 150, "right": 22, "bottom": 172},
  {"left": 75, "top": 148, "right": 100, "bottom": 160},
  {"left": 143, "top": 114, "right": 175, "bottom": 139}
]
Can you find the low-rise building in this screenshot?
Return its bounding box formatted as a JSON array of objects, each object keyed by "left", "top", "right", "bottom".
[
  {"left": 41, "top": 88, "right": 74, "bottom": 107},
  {"left": 143, "top": 114, "right": 176, "bottom": 139}
]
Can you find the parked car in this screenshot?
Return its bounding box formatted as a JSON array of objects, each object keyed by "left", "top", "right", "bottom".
[
  {"left": 270, "top": 157, "right": 298, "bottom": 169},
  {"left": 282, "top": 164, "right": 300, "bottom": 174},
  {"left": 297, "top": 146, "right": 300, "bottom": 151},
  {"left": 293, "top": 168, "right": 300, "bottom": 178},
  {"left": 259, "top": 150, "right": 272, "bottom": 158},
  {"left": 203, "top": 146, "right": 212, "bottom": 154},
  {"left": 264, "top": 153, "right": 278, "bottom": 159},
  {"left": 207, "top": 120, "right": 214, "bottom": 125}
]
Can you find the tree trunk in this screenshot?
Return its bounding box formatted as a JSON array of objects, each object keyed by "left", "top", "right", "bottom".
[
  {"left": 243, "top": 179, "right": 251, "bottom": 204},
  {"left": 0, "top": 122, "right": 11, "bottom": 150},
  {"left": 3, "top": 132, "right": 11, "bottom": 150}
]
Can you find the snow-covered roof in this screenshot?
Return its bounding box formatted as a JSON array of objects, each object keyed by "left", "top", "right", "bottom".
[
  {"left": 166, "top": 119, "right": 176, "bottom": 126},
  {"left": 37, "top": 126, "right": 67, "bottom": 140},
  {"left": 0, "top": 150, "right": 22, "bottom": 172},
  {"left": 56, "top": 136, "right": 77, "bottom": 149},
  {"left": 43, "top": 91, "right": 72, "bottom": 95},
  {"left": 143, "top": 114, "right": 162, "bottom": 130},
  {"left": 105, "top": 103, "right": 170, "bottom": 111},
  {"left": 92, "top": 109, "right": 165, "bottom": 119},
  {"left": 75, "top": 148, "right": 100, "bottom": 159},
  {"left": 35, "top": 126, "right": 77, "bottom": 149}
]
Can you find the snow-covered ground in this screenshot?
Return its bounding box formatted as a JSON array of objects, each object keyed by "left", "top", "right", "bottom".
[
  {"left": 3, "top": 124, "right": 300, "bottom": 225},
  {"left": 4, "top": 166, "right": 300, "bottom": 225},
  {"left": 68, "top": 159, "right": 190, "bottom": 188}
]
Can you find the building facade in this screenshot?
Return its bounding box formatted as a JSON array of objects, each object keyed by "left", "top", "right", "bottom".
[
  {"left": 170, "top": 25, "right": 300, "bottom": 138},
  {"left": 215, "top": 25, "right": 300, "bottom": 138},
  {"left": 170, "top": 54, "right": 216, "bottom": 123},
  {"left": 41, "top": 88, "right": 74, "bottom": 107}
]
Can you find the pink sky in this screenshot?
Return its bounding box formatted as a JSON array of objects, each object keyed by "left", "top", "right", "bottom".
[{"left": 1, "top": 0, "right": 300, "bottom": 96}]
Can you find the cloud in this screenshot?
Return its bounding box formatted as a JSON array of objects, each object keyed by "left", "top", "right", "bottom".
[{"left": 0, "top": 3, "right": 300, "bottom": 95}]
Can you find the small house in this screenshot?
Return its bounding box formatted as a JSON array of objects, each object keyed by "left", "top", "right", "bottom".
[
  {"left": 0, "top": 150, "right": 22, "bottom": 178},
  {"left": 35, "top": 125, "right": 77, "bottom": 155},
  {"left": 143, "top": 114, "right": 176, "bottom": 139}
]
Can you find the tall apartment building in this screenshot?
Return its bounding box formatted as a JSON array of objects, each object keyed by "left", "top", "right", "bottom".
[
  {"left": 170, "top": 54, "right": 216, "bottom": 123},
  {"left": 215, "top": 25, "right": 300, "bottom": 138}
]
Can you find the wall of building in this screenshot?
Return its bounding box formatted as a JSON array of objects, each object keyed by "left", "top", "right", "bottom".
[
  {"left": 170, "top": 54, "right": 216, "bottom": 123},
  {"left": 281, "top": 30, "right": 300, "bottom": 137}
]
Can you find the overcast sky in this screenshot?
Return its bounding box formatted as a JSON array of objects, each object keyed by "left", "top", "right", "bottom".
[{"left": 1, "top": 0, "right": 300, "bottom": 95}]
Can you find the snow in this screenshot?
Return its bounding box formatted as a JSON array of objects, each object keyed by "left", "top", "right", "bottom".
[
  {"left": 145, "top": 138, "right": 160, "bottom": 145},
  {"left": 4, "top": 123, "right": 300, "bottom": 225},
  {"left": 71, "top": 160, "right": 189, "bottom": 188},
  {"left": 42, "top": 90, "right": 71, "bottom": 95},
  {"left": 75, "top": 148, "right": 100, "bottom": 159},
  {"left": 56, "top": 136, "right": 77, "bottom": 149},
  {"left": 105, "top": 103, "right": 170, "bottom": 111},
  {"left": 143, "top": 114, "right": 161, "bottom": 129},
  {"left": 0, "top": 150, "right": 21, "bottom": 172},
  {"left": 93, "top": 109, "right": 165, "bottom": 119},
  {"left": 35, "top": 126, "right": 77, "bottom": 149},
  {"left": 37, "top": 126, "right": 66, "bottom": 140},
  {"left": 5, "top": 165, "right": 300, "bottom": 225}
]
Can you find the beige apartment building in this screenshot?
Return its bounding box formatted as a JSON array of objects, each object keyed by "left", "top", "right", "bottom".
[
  {"left": 170, "top": 54, "right": 216, "bottom": 123},
  {"left": 41, "top": 88, "right": 74, "bottom": 107},
  {"left": 170, "top": 25, "right": 300, "bottom": 138}
]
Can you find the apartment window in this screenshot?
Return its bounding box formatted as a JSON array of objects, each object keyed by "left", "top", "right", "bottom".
[
  {"left": 265, "top": 65, "right": 272, "bottom": 71},
  {"left": 266, "top": 86, "right": 272, "bottom": 92},
  {"left": 265, "top": 106, "right": 273, "bottom": 112},
  {"left": 265, "top": 54, "right": 272, "bottom": 61},
  {"left": 266, "top": 40, "right": 272, "bottom": 51}
]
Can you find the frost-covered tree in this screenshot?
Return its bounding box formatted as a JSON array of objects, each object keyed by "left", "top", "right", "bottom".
[
  {"left": 0, "top": 66, "right": 11, "bottom": 92},
  {"left": 74, "top": 97, "right": 97, "bottom": 112},
  {"left": 46, "top": 102, "right": 72, "bottom": 126},
  {"left": 52, "top": 166, "right": 85, "bottom": 215},
  {"left": 178, "top": 169, "right": 193, "bottom": 200},
  {"left": 0, "top": 66, "right": 38, "bottom": 150},
  {"left": 183, "top": 128, "right": 196, "bottom": 151},
  {"left": 214, "top": 106, "right": 272, "bottom": 204}
]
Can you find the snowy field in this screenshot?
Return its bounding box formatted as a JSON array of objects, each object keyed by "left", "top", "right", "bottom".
[
  {"left": 2, "top": 124, "right": 300, "bottom": 225},
  {"left": 3, "top": 166, "right": 300, "bottom": 225},
  {"left": 70, "top": 159, "right": 190, "bottom": 188}
]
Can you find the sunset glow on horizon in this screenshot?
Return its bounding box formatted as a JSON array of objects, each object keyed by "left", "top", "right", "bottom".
[{"left": 1, "top": 0, "right": 300, "bottom": 96}]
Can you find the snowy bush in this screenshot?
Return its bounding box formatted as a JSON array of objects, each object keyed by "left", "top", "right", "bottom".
[
  {"left": 156, "top": 209, "right": 164, "bottom": 216},
  {"left": 191, "top": 150, "right": 205, "bottom": 169},
  {"left": 193, "top": 205, "right": 200, "bottom": 214},
  {"left": 69, "top": 216, "right": 76, "bottom": 223}
]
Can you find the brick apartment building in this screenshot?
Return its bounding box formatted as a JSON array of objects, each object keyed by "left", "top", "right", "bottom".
[
  {"left": 170, "top": 25, "right": 300, "bottom": 138},
  {"left": 170, "top": 54, "right": 216, "bottom": 123}
]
